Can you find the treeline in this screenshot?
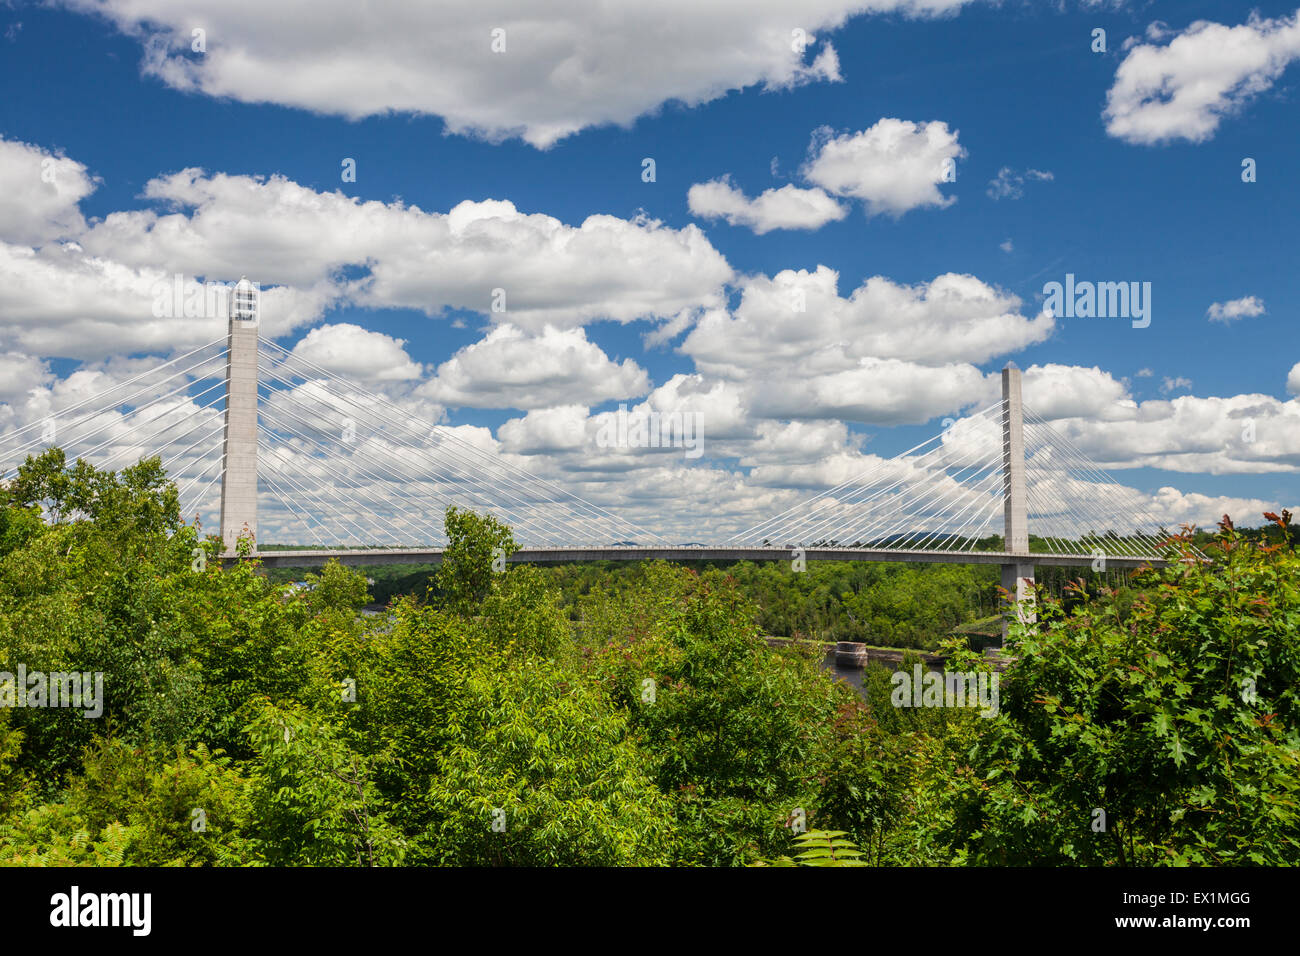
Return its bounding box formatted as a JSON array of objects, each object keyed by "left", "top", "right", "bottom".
[
  {"left": 279, "top": 522, "right": 1297, "bottom": 652},
  {"left": 324, "top": 555, "right": 1143, "bottom": 651},
  {"left": 337, "top": 559, "right": 1004, "bottom": 649},
  {"left": 1, "top": 448, "right": 1296, "bottom": 866},
  {"left": 557, "top": 559, "right": 1003, "bottom": 648}
]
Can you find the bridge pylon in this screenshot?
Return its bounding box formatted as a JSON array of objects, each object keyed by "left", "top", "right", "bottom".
[
  {"left": 1000, "top": 362, "right": 1035, "bottom": 641},
  {"left": 218, "top": 278, "right": 259, "bottom": 556}
]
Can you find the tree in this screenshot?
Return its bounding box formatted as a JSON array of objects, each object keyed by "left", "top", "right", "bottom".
[
  {"left": 434, "top": 506, "right": 516, "bottom": 613},
  {"left": 425, "top": 658, "right": 673, "bottom": 866},
  {"left": 949, "top": 516, "right": 1300, "bottom": 865},
  {"left": 245, "top": 701, "right": 405, "bottom": 866},
  {"left": 588, "top": 564, "right": 905, "bottom": 865}
]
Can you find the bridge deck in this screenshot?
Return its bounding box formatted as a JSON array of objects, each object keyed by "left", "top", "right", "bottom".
[{"left": 240, "top": 546, "right": 1168, "bottom": 570}]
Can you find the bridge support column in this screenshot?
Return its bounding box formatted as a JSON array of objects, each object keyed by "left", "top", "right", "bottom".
[
  {"left": 1000, "top": 363, "right": 1034, "bottom": 641},
  {"left": 219, "top": 278, "right": 259, "bottom": 556},
  {"left": 1000, "top": 561, "right": 1036, "bottom": 640}
]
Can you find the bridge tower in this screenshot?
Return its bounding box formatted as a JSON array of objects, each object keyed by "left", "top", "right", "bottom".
[
  {"left": 1000, "top": 362, "right": 1035, "bottom": 640},
  {"left": 218, "top": 278, "right": 259, "bottom": 555}
]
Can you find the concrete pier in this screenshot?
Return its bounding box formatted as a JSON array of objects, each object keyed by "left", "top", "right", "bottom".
[
  {"left": 218, "top": 278, "right": 259, "bottom": 555},
  {"left": 1000, "top": 363, "right": 1036, "bottom": 640}
]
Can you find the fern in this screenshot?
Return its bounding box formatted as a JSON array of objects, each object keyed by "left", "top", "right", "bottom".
[{"left": 753, "top": 829, "right": 868, "bottom": 867}]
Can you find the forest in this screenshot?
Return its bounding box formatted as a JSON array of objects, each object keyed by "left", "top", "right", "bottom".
[
  {"left": 0, "top": 447, "right": 1296, "bottom": 866},
  {"left": 324, "top": 554, "right": 1008, "bottom": 649}
]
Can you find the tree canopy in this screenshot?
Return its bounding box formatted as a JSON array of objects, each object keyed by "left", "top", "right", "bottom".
[{"left": 0, "top": 450, "right": 1294, "bottom": 867}]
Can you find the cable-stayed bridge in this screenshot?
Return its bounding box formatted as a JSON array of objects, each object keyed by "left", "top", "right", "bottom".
[{"left": 1, "top": 294, "right": 1177, "bottom": 630}]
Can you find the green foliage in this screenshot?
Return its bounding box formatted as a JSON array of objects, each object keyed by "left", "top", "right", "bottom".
[
  {"left": 477, "top": 564, "right": 569, "bottom": 660},
  {"left": 426, "top": 658, "right": 673, "bottom": 865},
  {"left": 0, "top": 739, "right": 257, "bottom": 866},
  {"left": 245, "top": 702, "right": 405, "bottom": 866},
  {"left": 695, "top": 560, "right": 998, "bottom": 648},
  {"left": 284, "top": 545, "right": 1004, "bottom": 651},
  {"left": 8, "top": 448, "right": 180, "bottom": 542},
  {"left": 321, "top": 598, "right": 484, "bottom": 862},
  {"left": 755, "top": 829, "right": 868, "bottom": 867},
  {"left": 305, "top": 560, "right": 372, "bottom": 615},
  {"left": 587, "top": 565, "right": 910, "bottom": 864},
  {"left": 0, "top": 712, "right": 26, "bottom": 819},
  {"left": 434, "top": 506, "right": 516, "bottom": 613},
  {"left": 1, "top": 449, "right": 1294, "bottom": 868},
  {"left": 948, "top": 516, "right": 1300, "bottom": 866}
]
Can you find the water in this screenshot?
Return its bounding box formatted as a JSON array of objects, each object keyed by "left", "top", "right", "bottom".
[{"left": 820, "top": 647, "right": 868, "bottom": 698}]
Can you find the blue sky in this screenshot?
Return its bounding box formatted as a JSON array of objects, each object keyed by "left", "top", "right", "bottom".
[{"left": 0, "top": 0, "right": 1297, "bottom": 542}]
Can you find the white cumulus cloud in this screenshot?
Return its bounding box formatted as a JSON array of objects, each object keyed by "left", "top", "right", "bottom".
[
  {"left": 802, "top": 118, "right": 965, "bottom": 217},
  {"left": 420, "top": 324, "right": 651, "bottom": 410},
  {"left": 1207, "top": 295, "right": 1266, "bottom": 323},
  {"left": 686, "top": 178, "right": 847, "bottom": 234},
  {"left": 683, "top": 266, "right": 1052, "bottom": 380},
  {"left": 1104, "top": 10, "right": 1300, "bottom": 145},
  {"left": 290, "top": 324, "right": 424, "bottom": 382},
  {"left": 84, "top": 170, "right": 735, "bottom": 328},
  {"left": 58, "top": 0, "right": 980, "bottom": 147},
  {"left": 0, "top": 137, "right": 96, "bottom": 245}
]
